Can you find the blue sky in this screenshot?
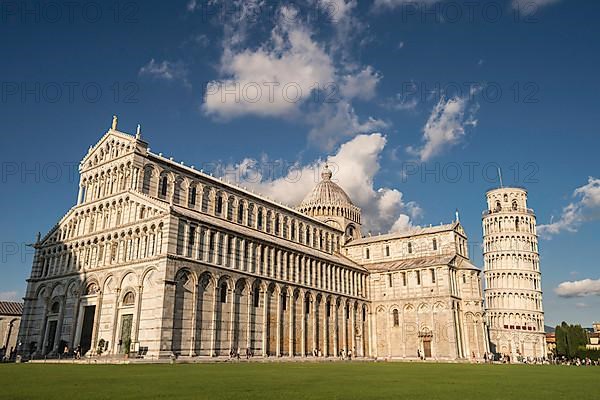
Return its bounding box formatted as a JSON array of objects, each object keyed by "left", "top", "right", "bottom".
[{"left": 1, "top": 0, "right": 599, "bottom": 326}]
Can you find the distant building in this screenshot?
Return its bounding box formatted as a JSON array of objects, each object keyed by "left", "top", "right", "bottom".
[
  {"left": 586, "top": 322, "right": 600, "bottom": 351},
  {"left": 0, "top": 301, "right": 23, "bottom": 358},
  {"left": 545, "top": 332, "right": 556, "bottom": 354}
]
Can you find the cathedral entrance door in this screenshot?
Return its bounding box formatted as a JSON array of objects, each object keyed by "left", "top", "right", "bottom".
[
  {"left": 119, "top": 314, "right": 133, "bottom": 354},
  {"left": 45, "top": 320, "right": 58, "bottom": 354},
  {"left": 423, "top": 339, "right": 432, "bottom": 358},
  {"left": 80, "top": 305, "right": 96, "bottom": 355}
]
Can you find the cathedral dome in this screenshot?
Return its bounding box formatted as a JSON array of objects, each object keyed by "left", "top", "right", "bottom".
[{"left": 299, "top": 165, "right": 354, "bottom": 207}]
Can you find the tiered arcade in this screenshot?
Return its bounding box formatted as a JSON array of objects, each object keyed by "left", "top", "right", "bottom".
[{"left": 482, "top": 187, "right": 546, "bottom": 358}]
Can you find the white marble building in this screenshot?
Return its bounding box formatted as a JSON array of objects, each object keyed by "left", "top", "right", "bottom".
[
  {"left": 17, "top": 117, "right": 489, "bottom": 360},
  {"left": 482, "top": 187, "right": 546, "bottom": 358}
]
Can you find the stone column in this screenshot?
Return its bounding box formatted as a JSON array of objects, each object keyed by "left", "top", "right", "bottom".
[
  {"left": 209, "top": 284, "right": 218, "bottom": 357},
  {"left": 276, "top": 288, "right": 282, "bottom": 357},
  {"left": 322, "top": 300, "right": 328, "bottom": 357},
  {"left": 262, "top": 287, "right": 268, "bottom": 357},
  {"left": 229, "top": 285, "right": 236, "bottom": 354},
  {"left": 246, "top": 282, "right": 252, "bottom": 351},
  {"left": 256, "top": 244, "right": 262, "bottom": 275},
  {"left": 350, "top": 302, "right": 356, "bottom": 356},
  {"left": 188, "top": 282, "right": 198, "bottom": 357},
  {"left": 230, "top": 236, "right": 237, "bottom": 269},
  {"left": 342, "top": 300, "right": 347, "bottom": 353},
  {"left": 333, "top": 301, "right": 339, "bottom": 357},
  {"left": 221, "top": 233, "right": 227, "bottom": 267},
  {"left": 110, "top": 288, "right": 121, "bottom": 354},
  {"left": 288, "top": 290, "right": 294, "bottom": 357},
  {"left": 240, "top": 239, "right": 246, "bottom": 271},
  {"left": 90, "top": 291, "right": 103, "bottom": 351},
  {"left": 134, "top": 286, "right": 145, "bottom": 354},
  {"left": 301, "top": 292, "right": 306, "bottom": 357},
  {"left": 312, "top": 297, "right": 317, "bottom": 356}
]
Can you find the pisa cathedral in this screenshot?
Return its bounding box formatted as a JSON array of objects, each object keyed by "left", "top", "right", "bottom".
[{"left": 16, "top": 117, "right": 544, "bottom": 361}]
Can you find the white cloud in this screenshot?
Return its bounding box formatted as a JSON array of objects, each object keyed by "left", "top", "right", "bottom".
[
  {"left": 0, "top": 291, "right": 20, "bottom": 301},
  {"left": 203, "top": 6, "right": 336, "bottom": 119},
  {"left": 316, "top": 0, "right": 366, "bottom": 54},
  {"left": 139, "top": 59, "right": 190, "bottom": 88},
  {"left": 186, "top": 0, "right": 197, "bottom": 12},
  {"left": 307, "top": 102, "right": 388, "bottom": 150},
  {"left": 189, "top": 34, "right": 210, "bottom": 48},
  {"left": 382, "top": 93, "right": 418, "bottom": 112},
  {"left": 339, "top": 66, "right": 381, "bottom": 100},
  {"left": 222, "top": 133, "right": 419, "bottom": 234},
  {"left": 407, "top": 95, "right": 478, "bottom": 161},
  {"left": 538, "top": 177, "right": 600, "bottom": 238},
  {"left": 555, "top": 279, "right": 600, "bottom": 298},
  {"left": 373, "top": 0, "right": 440, "bottom": 9},
  {"left": 318, "top": 0, "right": 356, "bottom": 23},
  {"left": 512, "top": 0, "right": 561, "bottom": 14},
  {"left": 203, "top": 3, "right": 384, "bottom": 149}
]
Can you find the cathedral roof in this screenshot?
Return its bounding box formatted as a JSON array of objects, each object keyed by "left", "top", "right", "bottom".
[
  {"left": 364, "top": 255, "right": 456, "bottom": 272},
  {"left": 0, "top": 301, "right": 23, "bottom": 316},
  {"left": 299, "top": 165, "right": 354, "bottom": 208},
  {"left": 344, "top": 222, "right": 461, "bottom": 246}
]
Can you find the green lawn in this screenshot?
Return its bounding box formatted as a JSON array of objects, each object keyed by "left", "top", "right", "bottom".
[{"left": 0, "top": 362, "right": 596, "bottom": 399}]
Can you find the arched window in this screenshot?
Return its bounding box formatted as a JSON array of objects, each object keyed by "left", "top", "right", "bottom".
[
  {"left": 220, "top": 282, "right": 228, "bottom": 303},
  {"left": 385, "top": 245, "right": 390, "bottom": 257},
  {"left": 216, "top": 194, "right": 223, "bottom": 215},
  {"left": 253, "top": 287, "right": 260, "bottom": 307},
  {"left": 504, "top": 194, "right": 508, "bottom": 202},
  {"left": 432, "top": 238, "right": 437, "bottom": 251},
  {"left": 512, "top": 200, "right": 518, "bottom": 211},
  {"left": 393, "top": 309, "right": 399, "bottom": 327},
  {"left": 257, "top": 209, "right": 263, "bottom": 230},
  {"left": 122, "top": 291, "right": 135, "bottom": 306},
  {"left": 189, "top": 186, "right": 197, "bottom": 207},
  {"left": 495, "top": 201, "right": 501, "bottom": 212},
  {"left": 50, "top": 301, "right": 60, "bottom": 314},
  {"left": 237, "top": 202, "right": 244, "bottom": 223},
  {"left": 408, "top": 242, "right": 413, "bottom": 254},
  {"left": 365, "top": 248, "right": 370, "bottom": 259},
  {"left": 160, "top": 176, "right": 168, "bottom": 197}
]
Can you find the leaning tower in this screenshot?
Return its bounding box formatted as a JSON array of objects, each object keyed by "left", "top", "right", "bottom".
[{"left": 482, "top": 187, "right": 546, "bottom": 359}]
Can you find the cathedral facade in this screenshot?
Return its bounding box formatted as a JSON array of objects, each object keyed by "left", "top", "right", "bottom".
[{"left": 17, "top": 119, "right": 489, "bottom": 361}]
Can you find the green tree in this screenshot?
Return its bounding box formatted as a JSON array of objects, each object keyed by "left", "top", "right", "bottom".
[
  {"left": 555, "top": 322, "right": 588, "bottom": 359},
  {"left": 555, "top": 322, "right": 568, "bottom": 357}
]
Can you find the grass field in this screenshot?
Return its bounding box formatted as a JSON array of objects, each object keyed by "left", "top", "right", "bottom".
[{"left": 0, "top": 362, "right": 595, "bottom": 399}]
